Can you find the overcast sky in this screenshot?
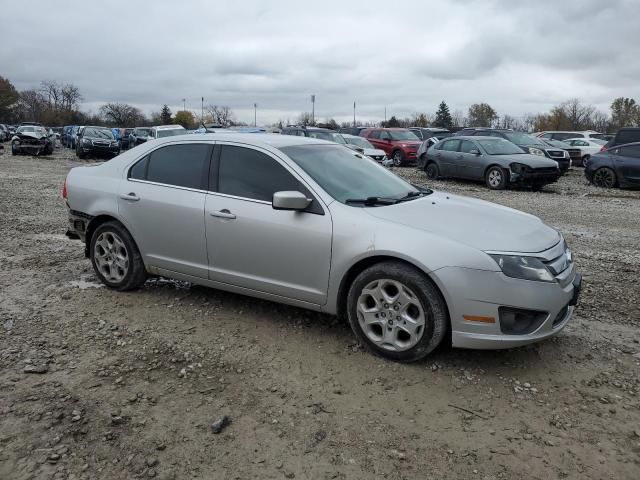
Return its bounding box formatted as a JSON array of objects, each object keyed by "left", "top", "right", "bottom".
[{"left": 2, "top": 0, "right": 639, "bottom": 125}]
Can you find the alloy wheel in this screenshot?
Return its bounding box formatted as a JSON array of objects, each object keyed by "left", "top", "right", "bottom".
[
  {"left": 488, "top": 169, "right": 503, "bottom": 188},
  {"left": 392, "top": 151, "right": 402, "bottom": 166},
  {"left": 94, "top": 231, "right": 129, "bottom": 283},
  {"left": 593, "top": 168, "right": 616, "bottom": 188},
  {"left": 356, "top": 279, "right": 426, "bottom": 352}
]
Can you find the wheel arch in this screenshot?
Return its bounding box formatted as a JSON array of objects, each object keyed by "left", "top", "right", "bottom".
[
  {"left": 84, "top": 214, "right": 136, "bottom": 257},
  {"left": 335, "top": 255, "right": 450, "bottom": 327}
]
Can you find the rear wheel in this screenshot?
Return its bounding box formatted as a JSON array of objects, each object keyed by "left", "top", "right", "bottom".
[
  {"left": 90, "top": 221, "right": 147, "bottom": 291},
  {"left": 392, "top": 150, "right": 404, "bottom": 166},
  {"left": 347, "top": 261, "right": 448, "bottom": 363},
  {"left": 485, "top": 166, "right": 507, "bottom": 190},
  {"left": 581, "top": 154, "right": 590, "bottom": 167},
  {"left": 592, "top": 167, "right": 617, "bottom": 188},
  {"left": 425, "top": 162, "right": 439, "bottom": 180}
]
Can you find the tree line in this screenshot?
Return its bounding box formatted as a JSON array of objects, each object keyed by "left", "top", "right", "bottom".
[{"left": 2, "top": 75, "right": 640, "bottom": 132}]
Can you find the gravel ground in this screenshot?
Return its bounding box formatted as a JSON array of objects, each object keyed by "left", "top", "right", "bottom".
[{"left": 1, "top": 144, "right": 639, "bottom": 480}]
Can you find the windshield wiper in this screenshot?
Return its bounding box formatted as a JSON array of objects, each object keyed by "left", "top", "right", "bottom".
[
  {"left": 345, "top": 196, "right": 397, "bottom": 206},
  {"left": 394, "top": 188, "right": 432, "bottom": 203}
]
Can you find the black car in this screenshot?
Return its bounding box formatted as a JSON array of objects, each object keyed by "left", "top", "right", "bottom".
[
  {"left": 421, "top": 136, "right": 561, "bottom": 190},
  {"left": 338, "top": 126, "right": 370, "bottom": 136},
  {"left": 129, "top": 127, "right": 152, "bottom": 147},
  {"left": 585, "top": 142, "right": 640, "bottom": 188},
  {"left": 409, "top": 127, "right": 452, "bottom": 141},
  {"left": 466, "top": 128, "right": 571, "bottom": 173},
  {"left": 603, "top": 128, "right": 640, "bottom": 150},
  {"left": 540, "top": 138, "right": 582, "bottom": 167},
  {"left": 76, "top": 126, "right": 120, "bottom": 159}
]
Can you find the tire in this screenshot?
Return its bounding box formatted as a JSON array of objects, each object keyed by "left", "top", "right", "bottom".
[
  {"left": 45, "top": 144, "right": 53, "bottom": 155},
  {"left": 485, "top": 166, "right": 507, "bottom": 190},
  {"left": 90, "top": 221, "right": 147, "bottom": 291},
  {"left": 347, "top": 261, "right": 448, "bottom": 363},
  {"left": 592, "top": 167, "right": 617, "bottom": 188},
  {"left": 77, "top": 147, "right": 86, "bottom": 159},
  {"left": 425, "top": 162, "right": 439, "bottom": 180},
  {"left": 581, "top": 155, "right": 590, "bottom": 167},
  {"left": 391, "top": 150, "right": 404, "bottom": 167},
  {"left": 11, "top": 145, "right": 17, "bottom": 155}
]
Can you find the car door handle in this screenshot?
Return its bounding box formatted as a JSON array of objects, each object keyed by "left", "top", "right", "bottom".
[
  {"left": 120, "top": 192, "right": 140, "bottom": 202},
  {"left": 210, "top": 209, "right": 236, "bottom": 219}
]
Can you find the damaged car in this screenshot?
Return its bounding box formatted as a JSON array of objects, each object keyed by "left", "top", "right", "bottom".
[{"left": 11, "top": 125, "right": 55, "bottom": 156}]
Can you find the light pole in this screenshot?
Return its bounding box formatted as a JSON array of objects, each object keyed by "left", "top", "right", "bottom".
[
  {"left": 254, "top": 103, "right": 257, "bottom": 127},
  {"left": 384, "top": 105, "right": 387, "bottom": 125},
  {"left": 353, "top": 101, "right": 356, "bottom": 127},
  {"left": 311, "top": 94, "right": 315, "bottom": 125},
  {"left": 182, "top": 98, "right": 186, "bottom": 112},
  {"left": 201, "top": 97, "right": 204, "bottom": 123}
]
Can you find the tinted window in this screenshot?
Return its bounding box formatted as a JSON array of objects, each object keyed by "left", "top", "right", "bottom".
[
  {"left": 459, "top": 140, "right": 476, "bottom": 153},
  {"left": 380, "top": 131, "right": 392, "bottom": 140},
  {"left": 620, "top": 145, "right": 640, "bottom": 158},
  {"left": 146, "top": 144, "right": 210, "bottom": 189},
  {"left": 218, "top": 146, "right": 301, "bottom": 202},
  {"left": 441, "top": 140, "right": 460, "bottom": 151},
  {"left": 129, "top": 155, "right": 149, "bottom": 180},
  {"left": 368, "top": 130, "right": 380, "bottom": 139},
  {"left": 410, "top": 129, "right": 423, "bottom": 139},
  {"left": 617, "top": 129, "right": 640, "bottom": 144}
]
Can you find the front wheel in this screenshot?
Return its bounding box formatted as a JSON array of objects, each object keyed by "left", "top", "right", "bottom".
[
  {"left": 485, "top": 166, "right": 507, "bottom": 190},
  {"left": 90, "top": 221, "right": 147, "bottom": 291},
  {"left": 347, "top": 261, "right": 448, "bottom": 362},
  {"left": 581, "top": 155, "right": 590, "bottom": 167},
  {"left": 391, "top": 150, "right": 404, "bottom": 166},
  {"left": 425, "top": 162, "right": 439, "bottom": 180},
  {"left": 11, "top": 144, "right": 18, "bottom": 155},
  {"left": 592, "top": 167, "right": 617, "bottom": 188}
]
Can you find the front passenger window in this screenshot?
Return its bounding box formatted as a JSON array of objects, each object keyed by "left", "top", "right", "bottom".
[{"left": 218, "top": 146, "right": 302, "bottom": 202}]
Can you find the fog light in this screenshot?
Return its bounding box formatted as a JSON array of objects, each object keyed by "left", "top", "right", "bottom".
[{"left": 498, "top": 307, "right": 547, "bottom": 335}]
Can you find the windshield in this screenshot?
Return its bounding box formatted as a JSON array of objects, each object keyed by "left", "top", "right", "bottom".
[
  {"left": 345, "top": 136, "right": 374, "bottom": 149},
  {"left": 280, "top": 145, "right": 419, "bottom": 205},
  {"left": 157, "top": 129, "right": 184, "bottom": 138},
  {"left": 590, "top": 138, "right": 607, "bottom": 144},
  {"left": 389, "top": 130, "right": 419, "bottom": 140},
  {"left": 503, "top": 131, "right": 545, "bottom": 146},
  {"left": 477, "top": 139, "right": 526, "bottom": 155},
  {"left": 17, "top": 126, "right": 35, "bottom": 133},
  {"left": 84, "top": 128, "right": 114, "bottom": 139},
  {"left": 135, "top": 128, "right": 151, "bottom": 137},
  {"left": 307, "top": 131, "right": 346, "bottom": 144}
]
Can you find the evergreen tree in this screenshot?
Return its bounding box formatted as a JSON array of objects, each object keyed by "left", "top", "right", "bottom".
[
  {"left": 160, "top": 104, "right": 172, "bottom": 124},
  {"left": 433, "top": 101, "right": 453, "bottom": 129}
]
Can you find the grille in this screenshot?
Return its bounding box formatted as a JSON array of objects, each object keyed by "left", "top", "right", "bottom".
[
  {"left": 547, "top": 150, "right": 565, "bottom": 158},
  {"left": 533, "top": 167, "right": 560, "bottom": 174},
  {"left": 553, "top": 305, "right": 570, "bottom": 327}
]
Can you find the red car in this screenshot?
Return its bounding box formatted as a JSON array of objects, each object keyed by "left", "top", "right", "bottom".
[{"left": 360, "top": 128, "right": 422, "bottom": 165}]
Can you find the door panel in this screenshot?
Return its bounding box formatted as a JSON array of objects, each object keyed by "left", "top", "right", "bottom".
[
  {"left": 615, "top": 146, "right": 640, "bottom": 184},
  {"left": 438, "top": 139, "right": 460, "bottom": 176},
  {"left": 205, "top": 195, "right": 332, "bottom": 304},
  {"left": 118, "top": 182, "right": 208, "bottom": 277},
  {"left": 456, "top": 140, "right": 483, "bottom": 179}
]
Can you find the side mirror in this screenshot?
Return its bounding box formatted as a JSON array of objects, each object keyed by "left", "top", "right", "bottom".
[
  {"left": 272, "top": 191, "right": 311, "bottom": 211},
  {"left": 470, "top": 149, "right": 481, "bottom": 155}
]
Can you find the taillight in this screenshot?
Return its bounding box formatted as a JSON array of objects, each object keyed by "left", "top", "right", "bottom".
[{"left": 62, "top": 177, "right": 68, "bottom": 200}]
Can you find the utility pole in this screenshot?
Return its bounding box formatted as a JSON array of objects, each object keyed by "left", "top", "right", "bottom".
[
  {"left": 201, "top": 97, "right": 204, "bottom": 123},
  {"left": 254, "top": 103, "right": 257, "bottom": 127},
  {"left": 182, "top": 98, "right": 186, "bottom": 112},
  {"left": 353, "top": 101, "right": 356, "bottom": 127},
  {"left": 311, "top": 94, "right": 315, "bottom": 125},
  {"left": 384, "top": 105, "right": 387, "bottom": 125}
]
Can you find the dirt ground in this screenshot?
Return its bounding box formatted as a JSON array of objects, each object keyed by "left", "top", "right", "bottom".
[{"left": 1, "top": 144, "right": 639, "bottom": 480}]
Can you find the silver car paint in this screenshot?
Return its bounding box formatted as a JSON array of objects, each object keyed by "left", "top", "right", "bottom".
[{"left": 66, "top": 133, "right": 578, "bottom": 350}]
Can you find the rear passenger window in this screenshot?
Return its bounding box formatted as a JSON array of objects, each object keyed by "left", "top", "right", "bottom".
[
  {"left": 441, "top": 140, "right": 460, "bottom": 151},
  {"left": 368, "top": 130, "right": 380, "bottom": 139},
  {"left": 218, "top": 146, "right": 301, "bottom": 202},
  {"left": 459, "top": 140, "right": 476, "bottom": 153},
  {"left": 145, "top": 144, "right": 210, "bottom": 189},
  {"left": 129, "top": 155, "right": 149, "bottom": 180}
]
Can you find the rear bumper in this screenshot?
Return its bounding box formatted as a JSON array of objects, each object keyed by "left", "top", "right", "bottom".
[{"left": 66, "top": 209, "right": 93, "bottom": 244}]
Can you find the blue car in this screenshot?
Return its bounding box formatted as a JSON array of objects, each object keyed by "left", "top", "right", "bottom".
[{"left": 585, "top": 142, "right": 640, "bottom": 188}]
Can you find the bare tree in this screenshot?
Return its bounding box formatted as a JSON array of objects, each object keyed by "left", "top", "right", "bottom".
[
  {"left": 560, "top": 98, "right": 595, "bottom": 130},
  {"left": 205, "top": 105, "right": 235, "bottom": 127},
  {"left": 99, "top": 102, "right": 145, "bottom": 127}
]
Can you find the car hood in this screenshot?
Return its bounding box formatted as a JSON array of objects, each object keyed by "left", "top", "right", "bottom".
[
  {"left": 364, "top": 148, "right": 386, "bottom": 157},
  {"left": 498, "top": 153, "right": 559, "bottom": 168},
  {"left": 13, "top": 131, "right": 47, "bottom": 140},
  {"left": 365, "top": 191, "right": 560, "bottom": 253}
]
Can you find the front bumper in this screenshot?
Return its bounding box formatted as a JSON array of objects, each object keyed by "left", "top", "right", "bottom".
[
  {"left": 79, "top": 144, "right": 120, "bottom": 156},
  {"left": 434, "top": 265, "right": 581, "bottom": 350}
]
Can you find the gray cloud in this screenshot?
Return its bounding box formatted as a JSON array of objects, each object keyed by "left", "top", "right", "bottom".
[{"left": 1, "top": 0, "right": 639, "bottom": 124}]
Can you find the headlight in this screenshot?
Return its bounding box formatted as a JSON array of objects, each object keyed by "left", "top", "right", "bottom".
[
  {"left": 13, "top": 140, "right": 20, "bottom": 145},
  {"left": 528, "top": 147, "right": 545, "bottom": 156},
  {"left": 509, "top": 162, "right": 530, "bottom": 174},
  {"left": 489, "top": 254, "right": 555, "bottom": 282},
  {"left": 110, "top": 141, "right": 118, "bottom": 147}
]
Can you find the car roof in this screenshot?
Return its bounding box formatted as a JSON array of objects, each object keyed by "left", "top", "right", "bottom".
[
  {"left": 153, "top": 125, "right": 185, "bottom": 130},
  {"left": 146, "top": 132, "right": 336, "bottom": 148}
]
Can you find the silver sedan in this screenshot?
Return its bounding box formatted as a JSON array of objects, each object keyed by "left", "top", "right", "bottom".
[{"left": 64, "top": 134, "right": 582, "bottom": 362}]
